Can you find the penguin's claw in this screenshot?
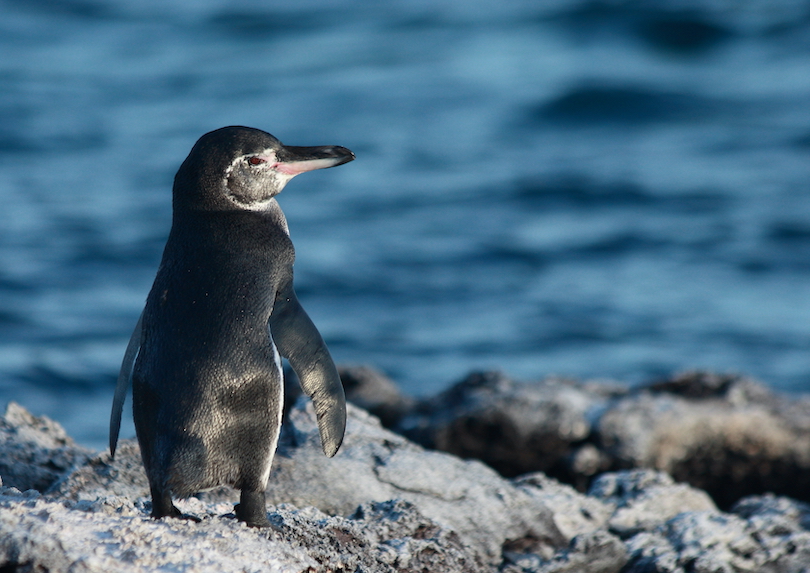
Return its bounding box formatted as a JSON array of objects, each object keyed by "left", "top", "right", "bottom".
[
  {"left": 177, "top": 513, "right": 203, "bottom": 523},
  {"left": 150, "top": 506, "right": 202, "bottom": 523}
]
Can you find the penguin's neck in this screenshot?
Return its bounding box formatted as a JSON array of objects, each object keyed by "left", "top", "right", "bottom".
[{"left": 157, "top": 204, "right": 296, "bottom": 326}]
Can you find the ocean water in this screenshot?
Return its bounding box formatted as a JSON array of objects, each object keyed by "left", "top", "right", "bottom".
[{"left": 2, "top": 0, "right": 810, "bottom": 450}]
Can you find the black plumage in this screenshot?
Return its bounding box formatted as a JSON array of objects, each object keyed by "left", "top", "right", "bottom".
[{"left": 110, "top": 126, "right": 353, "bottom": 526}]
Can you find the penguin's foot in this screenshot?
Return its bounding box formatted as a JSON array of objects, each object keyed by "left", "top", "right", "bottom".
[
  {"left": 150, "top": 504, "right": 180, "bottom": 519},
  {"left": 149, "top": 487, "right": 201, "bottom": 523},
  {"left": 150, "top": 487, "right": 181, "bottom": 519},
  {"left": 234, "top": 490, "right": 271, "bottom": 528},
  {"left": 228, "top": 506, "right": 272, "bottom": 528},
  {"left": 150, "top": 504, "right": 202, "bottom": 523}
]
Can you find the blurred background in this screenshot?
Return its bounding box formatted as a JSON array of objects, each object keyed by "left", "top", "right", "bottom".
[{"left": 2, "top": 0, "right": 810, "bottom": 449}]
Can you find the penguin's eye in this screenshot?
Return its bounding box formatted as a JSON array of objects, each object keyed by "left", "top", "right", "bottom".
[{"left": 247, "top": 156, "right": 266, "bottom": 166}]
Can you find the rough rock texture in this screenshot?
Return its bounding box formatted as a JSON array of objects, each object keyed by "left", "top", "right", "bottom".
[
  {"left": 396, "top": 369, "right": 810, "bottom": 509},
  {"left": 398, "top": 371, "right": 620, "bottom": 481},
  {"left": 587, "top": 470, "right": 717, "bottom": 537},
  {"left": 512, "top": 473, "right": 613, "bottom": 541},
  {"left": 50, "top": 438, "right": 149, "bottom": 502},
  {"left": 268, "top": 399, "right": 567, "bottom": 564},
  {"left": 501, "top": 530, "right": 628, "bottom": 573},
  {"left": 597, "top": 371, "right": 810, "bottom": 509},
  {"left": 622, "top": 503, "right": 810, "bottom": 573},
  {"left": 516, "top": 470, "right": 810, "bottom": 573},
  {"left": 0, "top": 488, "right": 486, "bottom": 573},
  {"left": 0, "top": 401, "right": 93, "bottom": 492},
  {"left": 337, "top": 364, "right": 416, "bottom": 427},
  {"left": 4, "top": 369, "right": 810, "bottom": 572}
]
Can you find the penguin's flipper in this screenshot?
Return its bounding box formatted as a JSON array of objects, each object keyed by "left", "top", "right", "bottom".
[
  {"left": 109, "top": 310, "right": 143, "bottom": 458},
  {"left": 270, "top": 284, "right": 346, "bottom": 457}
]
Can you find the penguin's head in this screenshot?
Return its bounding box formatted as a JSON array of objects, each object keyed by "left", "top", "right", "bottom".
[{"left": 174, "top": 126, "right": 355, "bottom": 211}]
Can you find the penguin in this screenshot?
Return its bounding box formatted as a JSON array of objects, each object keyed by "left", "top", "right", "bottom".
[{"left": 109, "top": 126, "right": 354, "bottom": 527}]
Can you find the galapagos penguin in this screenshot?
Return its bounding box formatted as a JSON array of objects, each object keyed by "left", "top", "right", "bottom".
[{"left": 109, "top": 126, "right": 353, "bottom": 527}]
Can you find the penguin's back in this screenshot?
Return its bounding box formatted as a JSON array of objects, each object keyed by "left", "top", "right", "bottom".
[{"left": 133, "top": 206, "right": 292, "bottom": 494}]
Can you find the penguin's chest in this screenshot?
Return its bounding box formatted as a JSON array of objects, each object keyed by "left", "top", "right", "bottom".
[
  {"left": 139, "top": 237, "right": 290, "bottom": 410},
  {"left": 139, "top": 287, "right": 281, "bottom": 399}
]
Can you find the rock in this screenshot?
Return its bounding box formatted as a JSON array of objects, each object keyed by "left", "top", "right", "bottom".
[
  {"left": 502, "top": 470, "right": 810, "bottom": 573},
  {"left": 513, "top": 473, "right": 613, "bottom": 541},
  {"left": 615, "top": 491, "right": 810, "bottom": 572},
  {"left": 624, "top": 511, "right": 769, "bottom": 573},
  {"left": 285, "top": 364, "right": 414, "bottom": 427},
  {"left": 4, "top": 375, "right": 810, "bottom": 573},
  {"left": 337, "top": 364, "right": 415, "bottom": 427},
  {"left": 46, "top": 399, "right": 567, "bottom": 569},
  {"left": 587, "top": 469, "right": 716, "bottom": 537},
  {"left": 732, "top": 492, "right": 810, "bottom": 529},
  {"left": 731, "top": 493, "right": 810, "bottom": 569},
  {"left": 272, "top": 498, "right": 488, "bottom": 573},
  {"left": 397, "top": 371, "right": 622, "bottom": 479},
  {"left": 266, "top": 398, "right": 568, "bottom": 565},
  {"left": 0, "top": 402, "right": 493, "bottom": 573},
  {"left": 49, "top": 439, "right": 149, "bottom": 502},
  {"left": 502, "top": 530, "right": 628, "bottom": 573},
  {"left": 399, "top": 369, "right": 810, "bottom": 509},
  {"left": 0, "top": 401, "right": 93, "bottom": 492},
  {"left": 0, "top": 487, "right": 485, "bottom": 573},
  {"left": 646, "top": 370, "right": 749, "bottom": 398},
  {"left": 597, "top": 371, "right": 810, "bottom": 508}
]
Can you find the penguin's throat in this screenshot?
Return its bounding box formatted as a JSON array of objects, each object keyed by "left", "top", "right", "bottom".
[{"left": 225, "top": 179, "right": 287, "bottom": 210}]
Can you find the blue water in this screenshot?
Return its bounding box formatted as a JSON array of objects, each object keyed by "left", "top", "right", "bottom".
[{"left": 2, "top": 0, "right": 810, "bottom": 450}]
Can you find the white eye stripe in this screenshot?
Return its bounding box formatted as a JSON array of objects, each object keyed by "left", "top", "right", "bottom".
[{"left": 223, "top": 147, "right": 295, "bottom": 212}]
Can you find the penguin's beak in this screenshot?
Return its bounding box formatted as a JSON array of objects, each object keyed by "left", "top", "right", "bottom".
[{"left": 275, "top": 145, "right": 355, "bottom": 176}]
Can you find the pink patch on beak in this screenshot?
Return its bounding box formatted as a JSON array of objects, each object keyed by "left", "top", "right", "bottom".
[{"left": 275, "top": 158, "right": 345, "bottom": 175}]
